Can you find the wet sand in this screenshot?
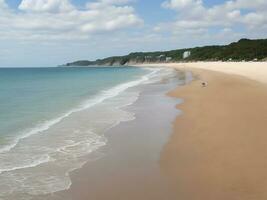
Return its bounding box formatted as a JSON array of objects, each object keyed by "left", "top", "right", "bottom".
[
  {"left": 162, "top": 68, "right": 267, "bottom": 200},
  {"left": 45, "top": 71, "right": 183, "bottom": 200}
]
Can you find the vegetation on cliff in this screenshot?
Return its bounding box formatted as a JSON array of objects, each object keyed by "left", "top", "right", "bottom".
[{"left": 63, "top": 38, "right": 267, "bottom": 66}]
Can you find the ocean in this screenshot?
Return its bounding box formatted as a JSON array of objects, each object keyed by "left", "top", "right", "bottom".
[{"left": 0, "top": 66, "right": 177, "bottom": 199}]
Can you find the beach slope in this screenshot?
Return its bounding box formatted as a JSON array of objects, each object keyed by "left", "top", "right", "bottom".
[{"left": 161, "top": 63, "right": 267, "bottom": 200}]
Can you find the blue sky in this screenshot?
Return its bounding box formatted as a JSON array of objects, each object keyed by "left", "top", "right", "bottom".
[{"left": 0, "top": 0, "right": 266, "bottom": 67}]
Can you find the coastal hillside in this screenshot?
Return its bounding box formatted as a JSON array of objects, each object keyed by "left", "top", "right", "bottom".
[{"left": 63, "top": 38, "right": 267, "bottom": 66}]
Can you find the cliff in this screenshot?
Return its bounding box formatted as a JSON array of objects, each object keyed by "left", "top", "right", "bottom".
[{"left": 63, "top": 38, "right": 267, "bottom": 66}]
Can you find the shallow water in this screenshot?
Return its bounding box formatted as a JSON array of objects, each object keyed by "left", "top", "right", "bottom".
[
  {"left": 45, "top": 67, "right": 192, "bottom": 200},
  {"left": 0, "top": 66, "right": 180, "bottom": 199}
]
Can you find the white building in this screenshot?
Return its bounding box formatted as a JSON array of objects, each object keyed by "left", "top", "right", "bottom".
[
  {"left": 166, "top": 57, "right": 172, "bottom": 62},
  {"left": 183, "top": 51, "right": 191, "bottom": 59}
]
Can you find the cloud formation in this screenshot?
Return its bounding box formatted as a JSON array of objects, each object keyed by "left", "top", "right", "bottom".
[
  {"left": 0, "top": 0, "right": 8, "bottom": 10},
  {"left": 0, "top": 0, "right": 143, "bottom": 41},
  {"left": 0, "top": 0, "right": 266, "bottom": 67},
  {"left": 159, "top": 0, "right": 267, "bottom": 38},
  {"left": 19, "top": 0, "right": 74, "bottom": 13}
]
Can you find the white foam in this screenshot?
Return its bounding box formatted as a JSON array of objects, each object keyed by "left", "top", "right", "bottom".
[
  {"left": 144, "top": 68, "right": 177, "bottom": 84},
  {"left": 0, "top": 67, "right": 178, "bottom": 198},
  {"left": 0, "top": 155, "right": 51, "bottom": 174},
  {"left": 56, "top": 132, "right": 107, "bottom": 156},
  {"left": 0, "top": 68, "right": 160, "bottom": 154}
]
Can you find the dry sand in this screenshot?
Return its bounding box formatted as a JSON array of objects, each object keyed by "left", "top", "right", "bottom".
[{"left": 160, "top": 63, "right": 267, "bottom": 200}]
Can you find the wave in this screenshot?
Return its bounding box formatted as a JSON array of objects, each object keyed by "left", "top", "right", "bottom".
[
  {"left": 0, "top": 68, "right": 161, "bottom": 154},
  {"left": 0, "top": 67, "right": 177, "bottom": 198},
  {"left": 0, "top": 154, "right": 52, "bottom": 174}
]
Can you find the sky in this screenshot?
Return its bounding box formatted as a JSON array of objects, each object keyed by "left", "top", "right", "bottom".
[{"left": 0, "top": 0, "right": 266, "bottom": 67}]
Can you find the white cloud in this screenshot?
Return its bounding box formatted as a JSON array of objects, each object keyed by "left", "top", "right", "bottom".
[
  {"left": 162, "top": 0, "right": 203, "bottom": 10},
  {"left": 0, "top": 0, "right": 8, "bottom": 10},
  {"left": 19, "top": 0, "right": 74, "bottom": 13},
  {"left": 97, "top": 0, "right": 133, "bottom": 5},
  {"left": 0, "top": 0, "right": 143, "bottom": 41},
  {"left": 225, "top": 0, "right": 267, "bottom": 10},
  {"left": 160, "top": 0, "right": 267, "bottom": 37}
]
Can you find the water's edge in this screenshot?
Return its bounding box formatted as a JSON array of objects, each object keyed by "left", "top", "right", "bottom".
[
  {"left": 0, "top": 67, "right": 182, "bottom": 200},
  {"left": 44, "top": 68, "right": 191, "bottom": 200}
]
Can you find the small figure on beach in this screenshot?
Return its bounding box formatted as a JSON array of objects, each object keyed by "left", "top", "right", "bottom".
[{"left": 202, "top": 82, "right": 208, "bottom": 87}]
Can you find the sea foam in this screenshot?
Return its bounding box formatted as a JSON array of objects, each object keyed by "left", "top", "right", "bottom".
[
  {"left": 0, "top": 67, "right": 161, "bottom": 154},
  {"left": 0, "top": 67, "right": 171, "bottom": 199}
]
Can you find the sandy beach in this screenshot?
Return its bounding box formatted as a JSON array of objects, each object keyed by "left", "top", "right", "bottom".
[
  {"left": 132, "top": 62, "right": 267, "bottom": 199},
  {"left": 160, "top": 62, "right": 267, "bottom": 199},
  {"left": 2, "top": 0, "right": 267, "bottom": 198},
  {"left": 45, "top": 62, "right": 267, "bottom": 200}
]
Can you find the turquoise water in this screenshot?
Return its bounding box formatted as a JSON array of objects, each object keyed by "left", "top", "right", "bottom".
[
  {"left": 0, "top": 66, "right": 175, "bottom": 199},
  {"left": 0, "top": 67, "right": 146, "bottom": 149}
]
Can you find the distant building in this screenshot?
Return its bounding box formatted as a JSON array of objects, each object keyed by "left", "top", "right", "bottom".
[
  {"left": 183, "top": 51, "right": 191, "bottom": 59},
  {"left": 166, "top": 57, "right": 172, "bottom": 62},
  {"left": 157, "top": 55, "right": 166, "bottom": 62}
]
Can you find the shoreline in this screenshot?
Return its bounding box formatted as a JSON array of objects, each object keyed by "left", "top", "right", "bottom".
[
  {"left": 0, "top": 67, "right": 179, "bottom": 200},
  {"left": 37, "top": 62, "right": 267, "bottom": 199},
  {"left": 160, "top": 63, "right": 267, "bottom": 199},
  {"left": 43, "top": 67, "right": 183, "bottom": 200},
  {"left": 133, "top": 62, "right": 267, "bottom": 84}
]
